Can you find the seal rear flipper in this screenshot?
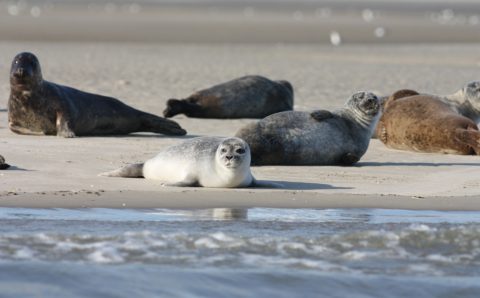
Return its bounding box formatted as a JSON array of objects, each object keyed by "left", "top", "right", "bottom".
[
  {"left": 0, "top": 155, "right": 10, "bottom": 170},
  {"left": 141, "top": 113, "right": 187, "bottom": 136},
  {"left": 339, "top": 153, "right": 360, "bottom": 166},
  {"left": 454, "top": 127, "right": 480, "bottom": 155},
  {"left": 384, "top": 89, "right": 420, "bottom": 110},
  {"left": 99, "top": 163, "right": 144, "bottom": 178},
  {"left": 163, "top": 99, "right": 185, "bottom": 118},
  {"left": 310, "top": 110, "right": 333, "bottom": 122}
]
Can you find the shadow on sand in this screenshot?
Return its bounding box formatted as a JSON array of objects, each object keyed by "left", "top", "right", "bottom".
[
  {"left": 254, "top": 180, "right": 351, "bottom": 190},
  {"left": 358, "top": 161, "right": 480, "bottom": 167}
]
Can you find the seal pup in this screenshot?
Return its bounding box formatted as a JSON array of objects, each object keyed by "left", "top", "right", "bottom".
[
  {"left": 8, "top": 52, "right": 186, "bottom": 137},
  {"left": 376, "top": 89, "right": 480, "bottom": 154},
  {"left": 163, "top": 75, "right": 294, "bottom": 119},
  {"left": 0, "top": 155, "right": 9, "bottom": 170},
  {"left": 235, "top": 91, "right": 381, "bottom": 165},
  {"left": 101, "top": 137, "right": 274, "bottom": 188}
]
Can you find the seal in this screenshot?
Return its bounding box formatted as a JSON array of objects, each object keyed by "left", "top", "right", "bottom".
[
  {"left": 235, "top": 91, "right": 381, "bottom": 165},
  {"left": 8, "top": 52, "right": 186, "bottom": 137},
  {"left": 376, "top": 90, "right": 480, "bottom": 154},
  {"left": 163, "top": 75, "right": 294, "bottom": 119},
  {"left": 101, "top": 137, "right": 274, "bottom": 188},
  {"left": 0, "top": 155, "right": 10, "bottom": 170},
  {"left": 439, "top": 81, "right": 480, "bottom": 123}
]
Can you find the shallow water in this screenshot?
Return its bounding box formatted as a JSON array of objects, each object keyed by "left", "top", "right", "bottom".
[{"left": 0, "top": 208, "right": 479, "bottom": 297}]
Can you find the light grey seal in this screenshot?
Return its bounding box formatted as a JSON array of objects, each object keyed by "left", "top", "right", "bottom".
[
  {"left": 8, "top": 52, "right": 186, "bottom": 137},
  {"left": 438, "top": 81, "right": 480, "bottom": 123},
  {"left": 0, "top": 155, "right": 9, "bottom": 170},
  {"left": 101, "top": 137, "right": 274, "bottom": 188},
  {"left": 163, "top": 75, "right": 294, "bottom": 119},
  {"left": 235, "top": 92, "right": 381, "bottom": 165}
]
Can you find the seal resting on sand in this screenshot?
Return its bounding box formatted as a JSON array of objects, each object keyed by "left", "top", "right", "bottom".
[
  {"left": 376, "top": 89, "right": 480, "bottom": 154},
  {"left": 235, "top": 91, "right": 381, "bottom": 165},
  {"left": 101, "top": 137, "right": 276, "bottom": 188},
  {"left": 8, "top": 52, "right": 186, "bottom": 137},
  {"left": 163, "top": 75, "right": 294, "bottom": 119}
]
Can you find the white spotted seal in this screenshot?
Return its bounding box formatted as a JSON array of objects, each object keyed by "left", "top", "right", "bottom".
[
  {"left": 163, "top": 75, "right": 294, "bottom": 119},
  {"left": 376, "top": 89, "right": 480, "bottom": 154},
  {"left": 8, "top": 52, "right": 186, "bottom": 137},
  {"left": 101, "top": 137, "right": 274, "bottom": 188},
  {"left": 235, "top": 92, "right": 381, "bottom": 165},
  {"left": 0, "top": 155, "right": 9, "bottom": 170}
]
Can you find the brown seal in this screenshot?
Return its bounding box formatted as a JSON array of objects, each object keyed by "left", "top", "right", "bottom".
[
  {"left": 163, "top": 75, "right": 294, "bottom": 119},
  {"left": 8, "top": 52, "right": 186, "bottom": 137},
  {"left": 376, "top": 89, "right": 480, "bottom": 154},
  {"left": 0, "top": 155, "right": 9, "bottom": 170}
]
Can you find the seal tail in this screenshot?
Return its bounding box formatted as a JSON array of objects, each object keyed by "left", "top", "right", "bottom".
[
  {"left": 140, "top": 113, "right": 187, "bottom": 136},
  {"left": 454, "top": 127, "right": 480, "bottom": 155},
  {"left": 163, "top": 99, "right": 185, "bottom": 118},
  {"left": 99, "top": 163, "right": 144, "bottom": 178}
]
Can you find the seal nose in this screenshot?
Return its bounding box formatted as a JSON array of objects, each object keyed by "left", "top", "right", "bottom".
[
  {"left": 14, "top": 68, "right": 24, "bottom": 78},
  {"left": 226, "top": 155, "right": 233, "bottom": 160}
]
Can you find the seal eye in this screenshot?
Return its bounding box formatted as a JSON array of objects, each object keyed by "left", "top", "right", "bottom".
[
  {"left": 236, "top": 148, "right": 245, "bottom": 154},
  {"left": 221, "top": 148, "right": 227, "bottom": 153}
]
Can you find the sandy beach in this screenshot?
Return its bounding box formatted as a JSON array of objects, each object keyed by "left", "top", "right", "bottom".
[{"left": 1, "top": 42, "right": 480, "bottom": 210}]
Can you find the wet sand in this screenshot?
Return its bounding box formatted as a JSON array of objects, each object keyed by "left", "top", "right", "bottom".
[{"left": 1, "top": 42, "right": 480, "bottom": 210}]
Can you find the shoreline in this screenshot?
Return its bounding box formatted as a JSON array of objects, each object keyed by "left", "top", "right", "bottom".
[{"left": 1, "top": 190, "right": 479, "bottom": 211}]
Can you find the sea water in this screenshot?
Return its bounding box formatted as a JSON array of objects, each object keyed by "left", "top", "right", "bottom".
[{"left": 0, "top": 208, "right": 479, "bottom": 297}]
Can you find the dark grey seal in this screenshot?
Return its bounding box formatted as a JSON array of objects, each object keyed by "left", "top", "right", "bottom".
[
  {"left": 163, "top": 75, "right": 294, "bottom": 119},
  {"left": 8, "top": 52, "right": 186, "bottom": 137},
  {"left": 235, "top": 92, "right": 381, "bottom": 165}
]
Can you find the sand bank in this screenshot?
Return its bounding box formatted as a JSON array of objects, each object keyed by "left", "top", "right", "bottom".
[{"left": 1, "top": 42, "right": 480, "bottom": 210}]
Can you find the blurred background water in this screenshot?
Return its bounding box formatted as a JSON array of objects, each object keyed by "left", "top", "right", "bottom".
[
  {"left": 0, "top": 208, "right": 479, "bottom": 297},
  {"left": 0, "top": 0, "right": 479, "bottom": 43}
]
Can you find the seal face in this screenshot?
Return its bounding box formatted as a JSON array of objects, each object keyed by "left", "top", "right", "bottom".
[
  {"left": 451, "top": 81, "right": 480, "bottom": 122},
  {"left": 235, "top": 91, "right": 380, "bottom": 165},
  {"left": 376, "top": 91, "right": 480, "bottom": 155},
  {"left": 163, "top": 75, "right": 294, "bottom": 119},
  {"left": 8, "top": 52, "right": 186, "bottom": 137},
  {"left": 101, "top": 137, "right": 257, "bottom": 188}
]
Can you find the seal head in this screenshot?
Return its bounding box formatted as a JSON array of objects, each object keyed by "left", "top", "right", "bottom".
[
  {"left": 346, "top": 91, "right": 380, "bottom": 129},
  {"left": 10, "top": 52, "right": 43, "bottom": 91},
  {"left": 462, "top": 81, "right": 480, "bottom": 114},
  {"left": 216, "top": 137, "right": 251, "bottom": 170}
]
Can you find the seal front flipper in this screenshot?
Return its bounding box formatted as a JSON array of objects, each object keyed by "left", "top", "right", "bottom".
[
  {"left": 56, "top": 111, "right": 76, "bottom": 138},
  {"left": 310, "top": 110, "right": 333, "bottom": 122},
  {"left": 454, "top": 127, "right": 480, "bottom": 155},
  {"left": 163, "top": 180, "right": 200, "bottom": 187},
  {"left": 339, "top": 153, "right": 360, "bottom": 166}
]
